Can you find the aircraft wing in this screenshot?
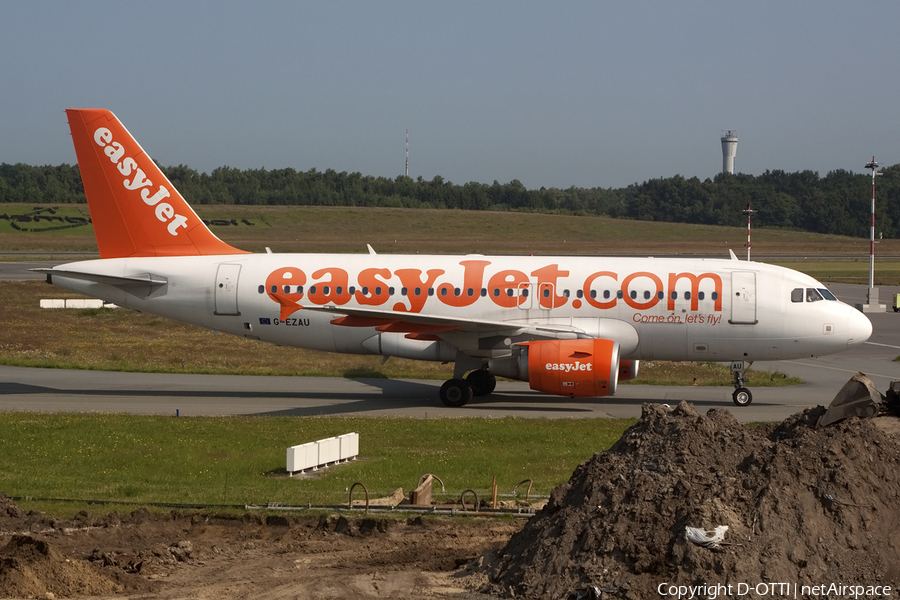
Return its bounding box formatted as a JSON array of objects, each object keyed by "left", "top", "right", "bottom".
[{"left": 302, "top": 304, "right": 584, "bottom": 340}]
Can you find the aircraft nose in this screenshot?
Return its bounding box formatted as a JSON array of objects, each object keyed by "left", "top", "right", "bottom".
[{"left": 847, "top": 307, "right": 873, "bottom": 347}]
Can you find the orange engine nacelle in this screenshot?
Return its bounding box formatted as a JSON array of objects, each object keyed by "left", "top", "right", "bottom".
[{"left": 524, "top": 339, "right": 620, "bottom": 398}]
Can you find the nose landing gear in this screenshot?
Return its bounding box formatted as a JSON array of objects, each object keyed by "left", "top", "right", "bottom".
[{"left": 731, "top": 360, "right": 753, "bottom": 406}]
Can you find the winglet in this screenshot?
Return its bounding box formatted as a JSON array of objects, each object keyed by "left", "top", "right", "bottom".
[{"left": 66, "top": 109, "right": 248, "bottom": 258}]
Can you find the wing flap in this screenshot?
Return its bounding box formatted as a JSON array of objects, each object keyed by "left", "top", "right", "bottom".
[{"left": 304, "top": 304, "right": 583, "bottom": 340}]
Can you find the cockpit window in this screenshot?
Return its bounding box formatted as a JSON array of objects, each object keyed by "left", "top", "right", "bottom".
[
  {"left": 818, "top": 288, "right": 837, "bottom": 301},
  {"left": 792, "top": 287, "right": 837, "bottom": 302}
]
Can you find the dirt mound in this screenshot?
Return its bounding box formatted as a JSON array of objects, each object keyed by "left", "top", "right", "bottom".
[
  {"left": 487, "top": 401, "right": 900, "bottom": 599},
  {"left": 0, "top": 534, "right": 120, "bottom": 598},
  {"left": 0, "top": 494, "right": 26, "bottom": 521}
]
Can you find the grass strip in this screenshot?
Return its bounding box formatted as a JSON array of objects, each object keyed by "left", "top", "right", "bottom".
[
  {"left": 0, "top": 414, "right": 631, "bottom": 514},
  {"left": 3, "top": 203, "right": 899, "bottom": 261}
]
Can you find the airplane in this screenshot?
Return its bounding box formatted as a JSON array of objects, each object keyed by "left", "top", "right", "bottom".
[{"left": 37, "top": 109, "right": 873, "bottom": 408}]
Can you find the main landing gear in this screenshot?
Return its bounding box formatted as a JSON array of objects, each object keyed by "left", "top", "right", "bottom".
[
  {"left": 439, "top": 369, "right": 496, "bottom": 407},
  {"left": 731, "top": 360, "right": 753, "bottom": 407},
  {"left": 466, "top": 368, "right": 497, "bottom": 397}
]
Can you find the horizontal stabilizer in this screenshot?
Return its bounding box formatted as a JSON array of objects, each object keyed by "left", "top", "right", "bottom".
[{"left": 33, "top": 268, "right": 168, "bottom": 298}]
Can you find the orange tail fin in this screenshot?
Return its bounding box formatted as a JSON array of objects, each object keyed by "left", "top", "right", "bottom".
[{"left": 66, "top": 109, "right": 247, "bottom": 258}]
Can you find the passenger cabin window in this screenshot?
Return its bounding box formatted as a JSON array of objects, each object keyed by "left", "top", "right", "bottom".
[{"left": 791, "top": 288, "right": 803, "bottom": 303}]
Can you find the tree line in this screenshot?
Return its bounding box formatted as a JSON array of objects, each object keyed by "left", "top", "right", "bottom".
[{"left": 2, "top": 162, "right": 898, "bottom": 238}]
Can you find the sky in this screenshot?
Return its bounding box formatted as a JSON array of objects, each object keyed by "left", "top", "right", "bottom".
[{"left": 2, "top": 1, "right": 898, "bottom": 190}]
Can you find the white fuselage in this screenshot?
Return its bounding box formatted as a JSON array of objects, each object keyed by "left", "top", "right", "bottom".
[{"left": 47, "top": 253, "right": 872, "bottom": 366}]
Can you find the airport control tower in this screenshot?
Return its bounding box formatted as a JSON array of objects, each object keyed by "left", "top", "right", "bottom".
[{"left": 721, "top": 130, "right": 738, "bottom": 174}]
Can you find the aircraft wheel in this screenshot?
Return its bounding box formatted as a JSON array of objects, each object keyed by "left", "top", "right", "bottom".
[
  {"left": 732, "top": 387, "right": 752, "bottom": 407},
  {"left": 466, "top": 370, "right": 496, "bottom": 397},
  {"left": 440, "top": 379, "right": 473, "bottom": 407}
]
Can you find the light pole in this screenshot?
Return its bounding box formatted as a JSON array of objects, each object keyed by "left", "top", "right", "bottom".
[
  {"left": 862, "top": 157, "right": 885, "bottom": 313},
  {"left": 743, "top": 203, "right": 756, "bottom": 261}
]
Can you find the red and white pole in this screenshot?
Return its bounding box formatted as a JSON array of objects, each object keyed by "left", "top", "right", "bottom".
[
  {"left": 747, "top": 204, "right": 751, "bottom": 261},
  {"left": 742, "top": 203, "right": 755, "bottom": 261},
  {"left": 865, "top": 157, "right": 879, "bottom": 290}
]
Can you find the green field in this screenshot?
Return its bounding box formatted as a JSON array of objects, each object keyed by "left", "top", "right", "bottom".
[
  {"left": 3, "top": 203, "right": 899, "bottom": 265},
  {"left": 0, "top": 414, "right": 631, "bottom": 512}
]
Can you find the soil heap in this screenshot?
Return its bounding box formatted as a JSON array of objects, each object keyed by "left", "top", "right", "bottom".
[
  {"left": 0, "top": 533, "right": 121, "bottom": 598},
  {"left": 487, "top": 401, "right": 900, "bottom": 599}
]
